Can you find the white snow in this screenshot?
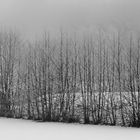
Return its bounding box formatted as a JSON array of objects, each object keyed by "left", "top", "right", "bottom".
[{"left": 0, "top": 118, "right": 139, "bottom": 140}]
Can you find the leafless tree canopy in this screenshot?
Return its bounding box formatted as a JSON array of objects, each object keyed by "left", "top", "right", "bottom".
[{"left": 0, "top": 29, "right": 140, "bottom": 127}]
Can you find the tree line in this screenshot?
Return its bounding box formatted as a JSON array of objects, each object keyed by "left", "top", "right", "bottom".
[{"left": 0, "top": 29, "right": 140, "bottom": 127}]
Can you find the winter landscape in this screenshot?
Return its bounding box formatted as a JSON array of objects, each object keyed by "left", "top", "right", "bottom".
[
  {"left": 0, "top": 28, "right": 140, "bottom": 127},
  {"left": 0, "top": 0, "right": 140, "bottom": 135}
]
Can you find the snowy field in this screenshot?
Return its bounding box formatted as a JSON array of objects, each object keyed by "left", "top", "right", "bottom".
[{"left": 0, "top": 118, "right": 140, "bottom": 140}]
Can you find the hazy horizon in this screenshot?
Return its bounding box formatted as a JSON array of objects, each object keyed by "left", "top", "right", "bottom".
[{"left": 0, "top": 0, "right": 140, "bottom": 39}]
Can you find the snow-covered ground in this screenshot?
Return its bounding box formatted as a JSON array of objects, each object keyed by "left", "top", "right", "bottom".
[{"left": 0, "top": 118, "right": 139, "bottom": 140}]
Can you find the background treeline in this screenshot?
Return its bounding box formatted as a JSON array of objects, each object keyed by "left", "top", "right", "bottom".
[{"left": 0, "top": 29, "right": 140, "bottom": 127}]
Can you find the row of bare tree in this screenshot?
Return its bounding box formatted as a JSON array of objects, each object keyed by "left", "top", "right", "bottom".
[{"left": 0, "top": 30, "right": 140, "bottom": 127}]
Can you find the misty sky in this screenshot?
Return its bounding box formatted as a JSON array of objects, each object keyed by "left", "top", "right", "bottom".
[{"left": 0, "top": 0, "right": 140, "bottom": 39}]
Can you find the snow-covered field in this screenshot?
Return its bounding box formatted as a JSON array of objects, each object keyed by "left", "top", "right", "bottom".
[{"left": 0, "top": 118, "right": 139, "bottom": 140}]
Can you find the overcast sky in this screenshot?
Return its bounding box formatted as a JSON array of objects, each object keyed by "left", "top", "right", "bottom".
[{"left": 0, "top": 0, "right": 140, "bottom": 39}]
